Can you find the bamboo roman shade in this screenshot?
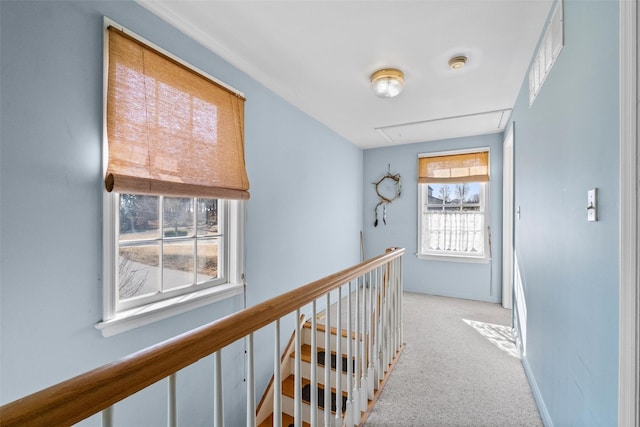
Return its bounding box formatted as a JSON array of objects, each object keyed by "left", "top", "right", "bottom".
[
  {"left": 418, "top": 151, "right": 489, "bottom": 184},
  {"left": 105, "top": 27, "right": 250, "bottom": 200}
]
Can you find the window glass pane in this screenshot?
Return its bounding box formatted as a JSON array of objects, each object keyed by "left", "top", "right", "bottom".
[
  {"left": 197, "top": 238, "right": 220, "bottom": 283},
  {"left": 163, "top": 240, "right": 195, "bottom": 290},
  {"left": 163, "top": 197, "right": 194, "bottom": 238},
  {"left": 113, "top": 195, "right": 230, "bottom": 313},
  {"left": 119, "top": 194, "right": 159, "bottom": 241},
  {"left": 421, "top": 181, "right": 485, "bottom": 257},
  {"left": 119, "top": 243, "right": 161, "bottom": 300},
  {"left": 197, "top": 199, "right": 218, "bottom": 236},
  {"left": 426, "top": 183, "right": 481, "bottom": 206},
  {"left": 422, "top": 210, "right": 484, "bottom": 254}
]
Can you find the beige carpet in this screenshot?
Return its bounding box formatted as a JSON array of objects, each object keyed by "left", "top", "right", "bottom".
[{"left": 364, "top": 292, "right": 543, "bottom": 427}]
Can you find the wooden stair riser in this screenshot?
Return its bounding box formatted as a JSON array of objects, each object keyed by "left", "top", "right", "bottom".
[
  {"left": 281, "top": 394, "right": 327, "bottom": 425},
  {"left": 280, "top": 388, "right": 348, "bottom": 418},
  {"left": 295, "top": 360, "right": 353, "bottom": 392},
  {"left": 257, "top": 412, "right": 309, "bottom": 427},
  {"left": 291, "top": 345, "right": 359, "bottom": 392},
  {"left": 281, "top": 376, "right": 349, "bottom": 424}
]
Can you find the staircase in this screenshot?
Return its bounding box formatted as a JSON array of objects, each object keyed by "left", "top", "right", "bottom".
[
  {"left": 257, "top": 299, "right": 403, "bottom": 427},
  {"left": 0, "top": 248, "right": 405, "bottom": 427}
]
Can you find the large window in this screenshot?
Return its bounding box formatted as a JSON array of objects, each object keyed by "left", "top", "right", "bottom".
[
  {"left": 417, "top": 150, "right": 489, "bottom": 260},
  {"left": 117, "top": 195, "right": 225, "bottom": 310},
  {"left": 98, "top": 20, "right": 248, "bottom": 336}
]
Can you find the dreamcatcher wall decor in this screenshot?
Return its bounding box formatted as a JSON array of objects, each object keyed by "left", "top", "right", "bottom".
[{"left": 373, "top": 165, "right": 401, "bottom": 227}]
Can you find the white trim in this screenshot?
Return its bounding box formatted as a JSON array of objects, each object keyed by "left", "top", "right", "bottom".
[
  {"left": 619, "top": 0, "right": 640, "bottom": 425},
  {"left": 134, "top": 0, "right": 259, "bottom": 92},
  {"left": 416, "top": 253, "right": 490, "bottom": 264},
  {"left": 502, "top": 124, "right": 514, "bottom": 309},
  {"left": 513, "top": 251, "right": 527, "bottom": 357},
  {"left": 522, "top": 354, "right": 553, "bottom": 427},
  {"left": 102, "top": 21, "right": 116, "bottom": 322},
  {"left": 228, "top": 199, "right": 246, "bottom": 285},
  {"left": 96, "top": 283, "right": 244, "bottom": 337}
]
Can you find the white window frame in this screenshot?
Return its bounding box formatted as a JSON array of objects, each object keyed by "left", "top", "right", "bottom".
[
  {"left": 96, "top": 18, "right": 245, "bottom": 337},
  {"left": 417, "top": 148, "right": 491, "bottom": 263}
]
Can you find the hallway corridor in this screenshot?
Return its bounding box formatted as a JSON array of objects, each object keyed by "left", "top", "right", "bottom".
[{"left": 365, "top": 292, "right": 542, "bottom": 426}]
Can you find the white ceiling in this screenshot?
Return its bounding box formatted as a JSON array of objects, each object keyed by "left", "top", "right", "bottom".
[{"left": 137, "top": 0, "right": 553, "bottom": 149}]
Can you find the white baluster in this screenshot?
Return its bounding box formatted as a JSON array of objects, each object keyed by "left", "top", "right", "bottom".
[
  {"left": 374, "top": 266, "right": 382, "bottom": 390},
  {"left": 352, "top": 278, "right": 360, "bottom": 420},
  {"left": 396, "top": 258, "right": 401, "bottom": 352},
  {"left": 399, "top": 257, "right": 404, "bottom": 347},
  {"left": 396, "top": 260, "right": 400, "bottom": 353},
  {"left": 367, "top": 270, "right": 375, "bottom": 399},
  {"left": 388, "top": 260, "right": 396, "bottom": 359},
  {"left": 311, "top": 300, "right": 318, "bottom": 427},
  {"left": 359, "top": 275, "right": 367, "bottom": 411},
  {"left": 168, "top": 373, "right": 177, "bottom": 427},
  {"left": 274, "top": 319, "right": 282, "bottom": 427},
  {"left": 386, "top": 262, "right": 393, "bottom": 370},
  {"left": 295, "top": 309, "right": 302, "bottom": 427},
  {"left": 324, "top": 293, "right": 331, "bottom": 427},
  {"left": 335, "top": 286, "right": 343, "bottom": 426},
  {"left": 381, "top": 265, "right": 389, "bottom": 373},
  {"left": 384, "top": 263, "right": 393, "bottom": 372},
  {"left": 345, "top": 281, "right": 353, "bottom": 427},
  {"left": 246, "top": 333, "right": 256, "bottom": 427},
  {"left": 392, "top": 259, "right": 398, "bottom": 357},
  {"left": 373, "top": 266, "right": 380, "bottom": 390},
  {"left": 102, "top": 406, "right": 113, "bottom": 427},
  {"left": 214, "top": 351, "right": 224, "bottom": 427}
]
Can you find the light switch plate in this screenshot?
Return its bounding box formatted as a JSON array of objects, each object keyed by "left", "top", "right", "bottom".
[{"left": 587, "top": 188, "right": 597, "bottom": 222}]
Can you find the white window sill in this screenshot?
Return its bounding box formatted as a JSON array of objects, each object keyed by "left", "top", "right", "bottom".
[
  {"left": 417, "top": 253, "right": 491, "bottom": 264},
  {"left": 96, "top": 282, "right": 244, "bottom": 337}
]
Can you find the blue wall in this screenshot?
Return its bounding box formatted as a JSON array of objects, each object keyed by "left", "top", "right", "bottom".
[
  {"left": 0, "top": 1, "right": 362, "bottom": 425},
  {"left": 363, "top": 133, "right": 503, "bottom": 303},
  {"left": 508, "top": 1, "right": 619, "bottom": 425}
]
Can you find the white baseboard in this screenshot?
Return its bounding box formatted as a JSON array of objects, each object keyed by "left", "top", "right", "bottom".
[{"left": 521, "top": 355, "right": 553, "bottom": 427}]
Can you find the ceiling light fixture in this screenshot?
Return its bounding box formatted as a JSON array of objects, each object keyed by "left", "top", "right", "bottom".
[
  {"left": 370, "top": 68, "right": 404, "bottom": 98},
  {"left": 448, "top": 56, "right": 467, "bottom": 70}
]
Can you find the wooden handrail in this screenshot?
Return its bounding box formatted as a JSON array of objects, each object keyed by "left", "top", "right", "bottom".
[{"left": 0, "top": 248, "right": 405, "bottom": 426}]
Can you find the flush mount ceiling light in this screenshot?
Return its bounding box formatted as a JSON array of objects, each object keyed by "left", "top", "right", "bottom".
[
  {"left": 448, "top": 56, "right": 467, "bottom": 70},
  {"left": 370, "top": 68, "right": 405, "bottom": 98}
]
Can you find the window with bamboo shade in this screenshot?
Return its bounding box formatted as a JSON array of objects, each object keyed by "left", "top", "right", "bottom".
[
  {"left": 417, "top": 150, "right": 490, "bottom": 260},
  {"left": 99, "top": 21, "right": 246, "bottom": 337}
]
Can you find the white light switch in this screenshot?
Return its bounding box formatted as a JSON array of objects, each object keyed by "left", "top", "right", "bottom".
[{"left": 587, "top": 188, "right": 597, "bottom": 222}]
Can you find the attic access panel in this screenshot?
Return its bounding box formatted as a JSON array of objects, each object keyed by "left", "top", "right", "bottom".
[{"left": 376, "top": 109, "right": 511, "bottom": 145}]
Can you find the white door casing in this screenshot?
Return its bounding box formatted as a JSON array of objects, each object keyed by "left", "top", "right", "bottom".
[
  {"left": 502, "top": 124, "right": 515, "bottom": 310},
  {"left": 619, "top": 0, "right": 639, "bottom": 425}
]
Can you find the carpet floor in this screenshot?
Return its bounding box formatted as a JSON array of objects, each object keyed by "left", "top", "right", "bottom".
[{"left": 364, "top": 292, "right": 543, "bottom": 427}]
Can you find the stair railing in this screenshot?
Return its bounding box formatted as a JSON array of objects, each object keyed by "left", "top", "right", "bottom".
[{"left": 0, "top": 247, "right": 404, "bottom": 427}]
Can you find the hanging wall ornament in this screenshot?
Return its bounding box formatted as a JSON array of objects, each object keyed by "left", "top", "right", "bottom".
[{"left": 373, "top": 164, "right": 401, "bottom": 227}]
